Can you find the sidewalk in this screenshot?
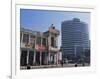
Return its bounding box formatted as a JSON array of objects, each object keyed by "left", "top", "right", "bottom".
[{"left": 21, "top": 63, "right": 90, "bottom": 69}]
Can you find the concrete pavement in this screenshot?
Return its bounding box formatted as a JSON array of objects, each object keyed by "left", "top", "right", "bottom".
[{"left": 20, "top": 63, "right": 90, "bottom": 70}]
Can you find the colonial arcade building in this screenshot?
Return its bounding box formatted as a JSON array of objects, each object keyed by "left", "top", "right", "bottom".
[{"left": 20, "top": 24, "right": 60, "bottom": 69}]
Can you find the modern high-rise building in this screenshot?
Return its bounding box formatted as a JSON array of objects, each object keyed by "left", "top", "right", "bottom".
[{"left": 61, "top": 18, "right": 90, "bottom": 60}]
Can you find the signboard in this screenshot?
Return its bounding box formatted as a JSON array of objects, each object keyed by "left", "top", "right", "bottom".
[
  {"left": 49, "top": 46, "right": 58, "bottom": 52},
  {"left": 35, "top": 44, "right": 47, "bottom": 51},
  {"left": 25, "top": 44, "right": 33, "bottom": 48}
]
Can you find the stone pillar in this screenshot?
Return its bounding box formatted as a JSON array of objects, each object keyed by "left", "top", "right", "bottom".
[
  {"left": 48, "top": 33, "right": 51, "bottom": 64},
  {"left": 28, "top": 34, "right": 30, "bottom": 44},
  {"left": 54, "top": 38, "right": 55, "bottom": 47},
  {"left": 57, "top": 52, "right": 59, "bottom": 64},
  {"left": 45, "top": 52, "right": 47, "bottom": 65},
  {"left": 56, "top": 37, "right": 58, "bottom": 47},
  {"left": 54, "top": 54, "right": 56, "bottom": 64},
  {"left": 33, "top": 50, "right": 36, "bottom": 65},
  {"left": 27, "top": 50, "right": 29, "bottom": 65},
  {"left": 48, "top": 52, "right": 50, "bottom": 64},
  {"left": 46, "top": 53, "right": 48, "bottom": 65},
  {"left": 46, "top": 38, "right": 48, "bottom": 46},
  {"left": 41, "top": 34, "right": 43, "bottom": 46},
  {"left": 49, "top": 33, "right": 51, "bottom": 46},
  {"left": 21, "top": 33, "right": 23, "bottom": 45},
  {"left": 35, "top": 35, "right": 37, "bottom": 47},
  {"left": 55, "top": 53, "right": 57, "bottom": 64},
  {"left": 40, "top": 52, "right": 42, "bottom": 65},
  {"left": 55, "top": 53, "right": 58, "bottom": 64}
]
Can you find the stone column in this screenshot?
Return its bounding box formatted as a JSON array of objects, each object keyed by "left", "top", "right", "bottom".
[
  {"left": 56, "top": 53, "right": 58, "bottom": 65},
  {"left": 48, "top": 52, "right": 50, "bottom": 64},
  {"left": 54, "top": 54, "right": 56, "bottom": 64},
  {"left": 41, "top": 34, "right": 42, "bottom": 46},
  {"left": 49, "top": 33, "right": 51, "bottom": 46},
  {"left": 35, "top": 35, "right": 37, "bottom": 48},
  {"left": 28, "top": 34, "right": 30, "bottom": 44},
  {"left": 40, "top": 52, "right": 42, "bottom": 65},
  {"left": 55, "top": 36, "right": 58, "bottom": 47},
  {"left": 48, "top": 33, "right": 51, "bottom": 64},
  {"left": 44, "top": 52, "right": 47, "bottom": 65},
  {"left": 21, "top": 33, "right": 23, "bottom": 45},
  {"left": 55, "top": 53, "right": 57, "bottom": 64},
  {"left": 33, "top": 50, "right": 36, "bottom": 65},
  {"left": 46, "top": 38, "right": 48, "bottom": 46},
  {"left": 46, "top": 53, "right": 47, "bottom": 65},
  {"left": 27, "top": 50, "right": 29, "bottom": 65}
]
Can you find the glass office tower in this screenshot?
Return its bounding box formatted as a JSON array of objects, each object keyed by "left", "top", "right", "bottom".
[{"left": 61, "top": 18, "right": 90, "bottom": 61}]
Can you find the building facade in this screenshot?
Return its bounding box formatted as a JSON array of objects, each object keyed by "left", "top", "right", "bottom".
[
  {"left": 61, "top": 18, "right": 90, "bottom": 61},
  {"left": 20, "top": 24, "right": 60, "bottom": 69}
]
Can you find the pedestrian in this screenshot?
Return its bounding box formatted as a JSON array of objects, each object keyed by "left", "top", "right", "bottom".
[
  {"left": 27, "top": 64, "right": 31, "bottom": 69},
  {"left": 75, "top": 63, "right": 78, "bottom": 67}
]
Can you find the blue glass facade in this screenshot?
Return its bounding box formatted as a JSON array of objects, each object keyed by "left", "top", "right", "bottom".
[{"left": 61, "top": 18, "right": 90, "bottom": 60}]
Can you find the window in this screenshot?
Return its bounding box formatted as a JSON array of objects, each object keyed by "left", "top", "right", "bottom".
[
  {"left": 42, "top": 38, "right": 46, "bottom": 46},
  {"left": 28, "top": 51, "right": 34, "bottom": 65},
  {"left": 51, "top": 37, "right": 54, "bottom": 47},
  {"left": 30, "top": 35, "right": 35, "bottom": 44},
  {"left": 23, "top": 34, "right": 29, "bottom": 44},
  {"left": 30, "top": 35, "right": 35, "bottom": 48},
  {"left": 36, "top": 37, "right": 41, "bottom": 44}
]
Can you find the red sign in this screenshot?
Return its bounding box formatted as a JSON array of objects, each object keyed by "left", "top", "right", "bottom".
[{"left": 35, "top": 44, "right": 47, "bottom": 51}]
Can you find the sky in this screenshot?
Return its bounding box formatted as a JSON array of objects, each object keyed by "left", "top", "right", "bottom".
[{"left": 20, "top": 9, "right": 90, "bottom": 48}]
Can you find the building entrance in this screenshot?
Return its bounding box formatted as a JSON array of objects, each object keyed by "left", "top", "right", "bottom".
[
  {"left": 20, "top": 50, "right": 27, "bottom": 66},
  {"left": 36, "top": 52, "right": 40, "bottom": 65},
  {"left": 41, "top": 52, "right": 47, "bottom": 65},
  {"left": 28, "top": 51, "right": 34, "bottom": 65}
]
